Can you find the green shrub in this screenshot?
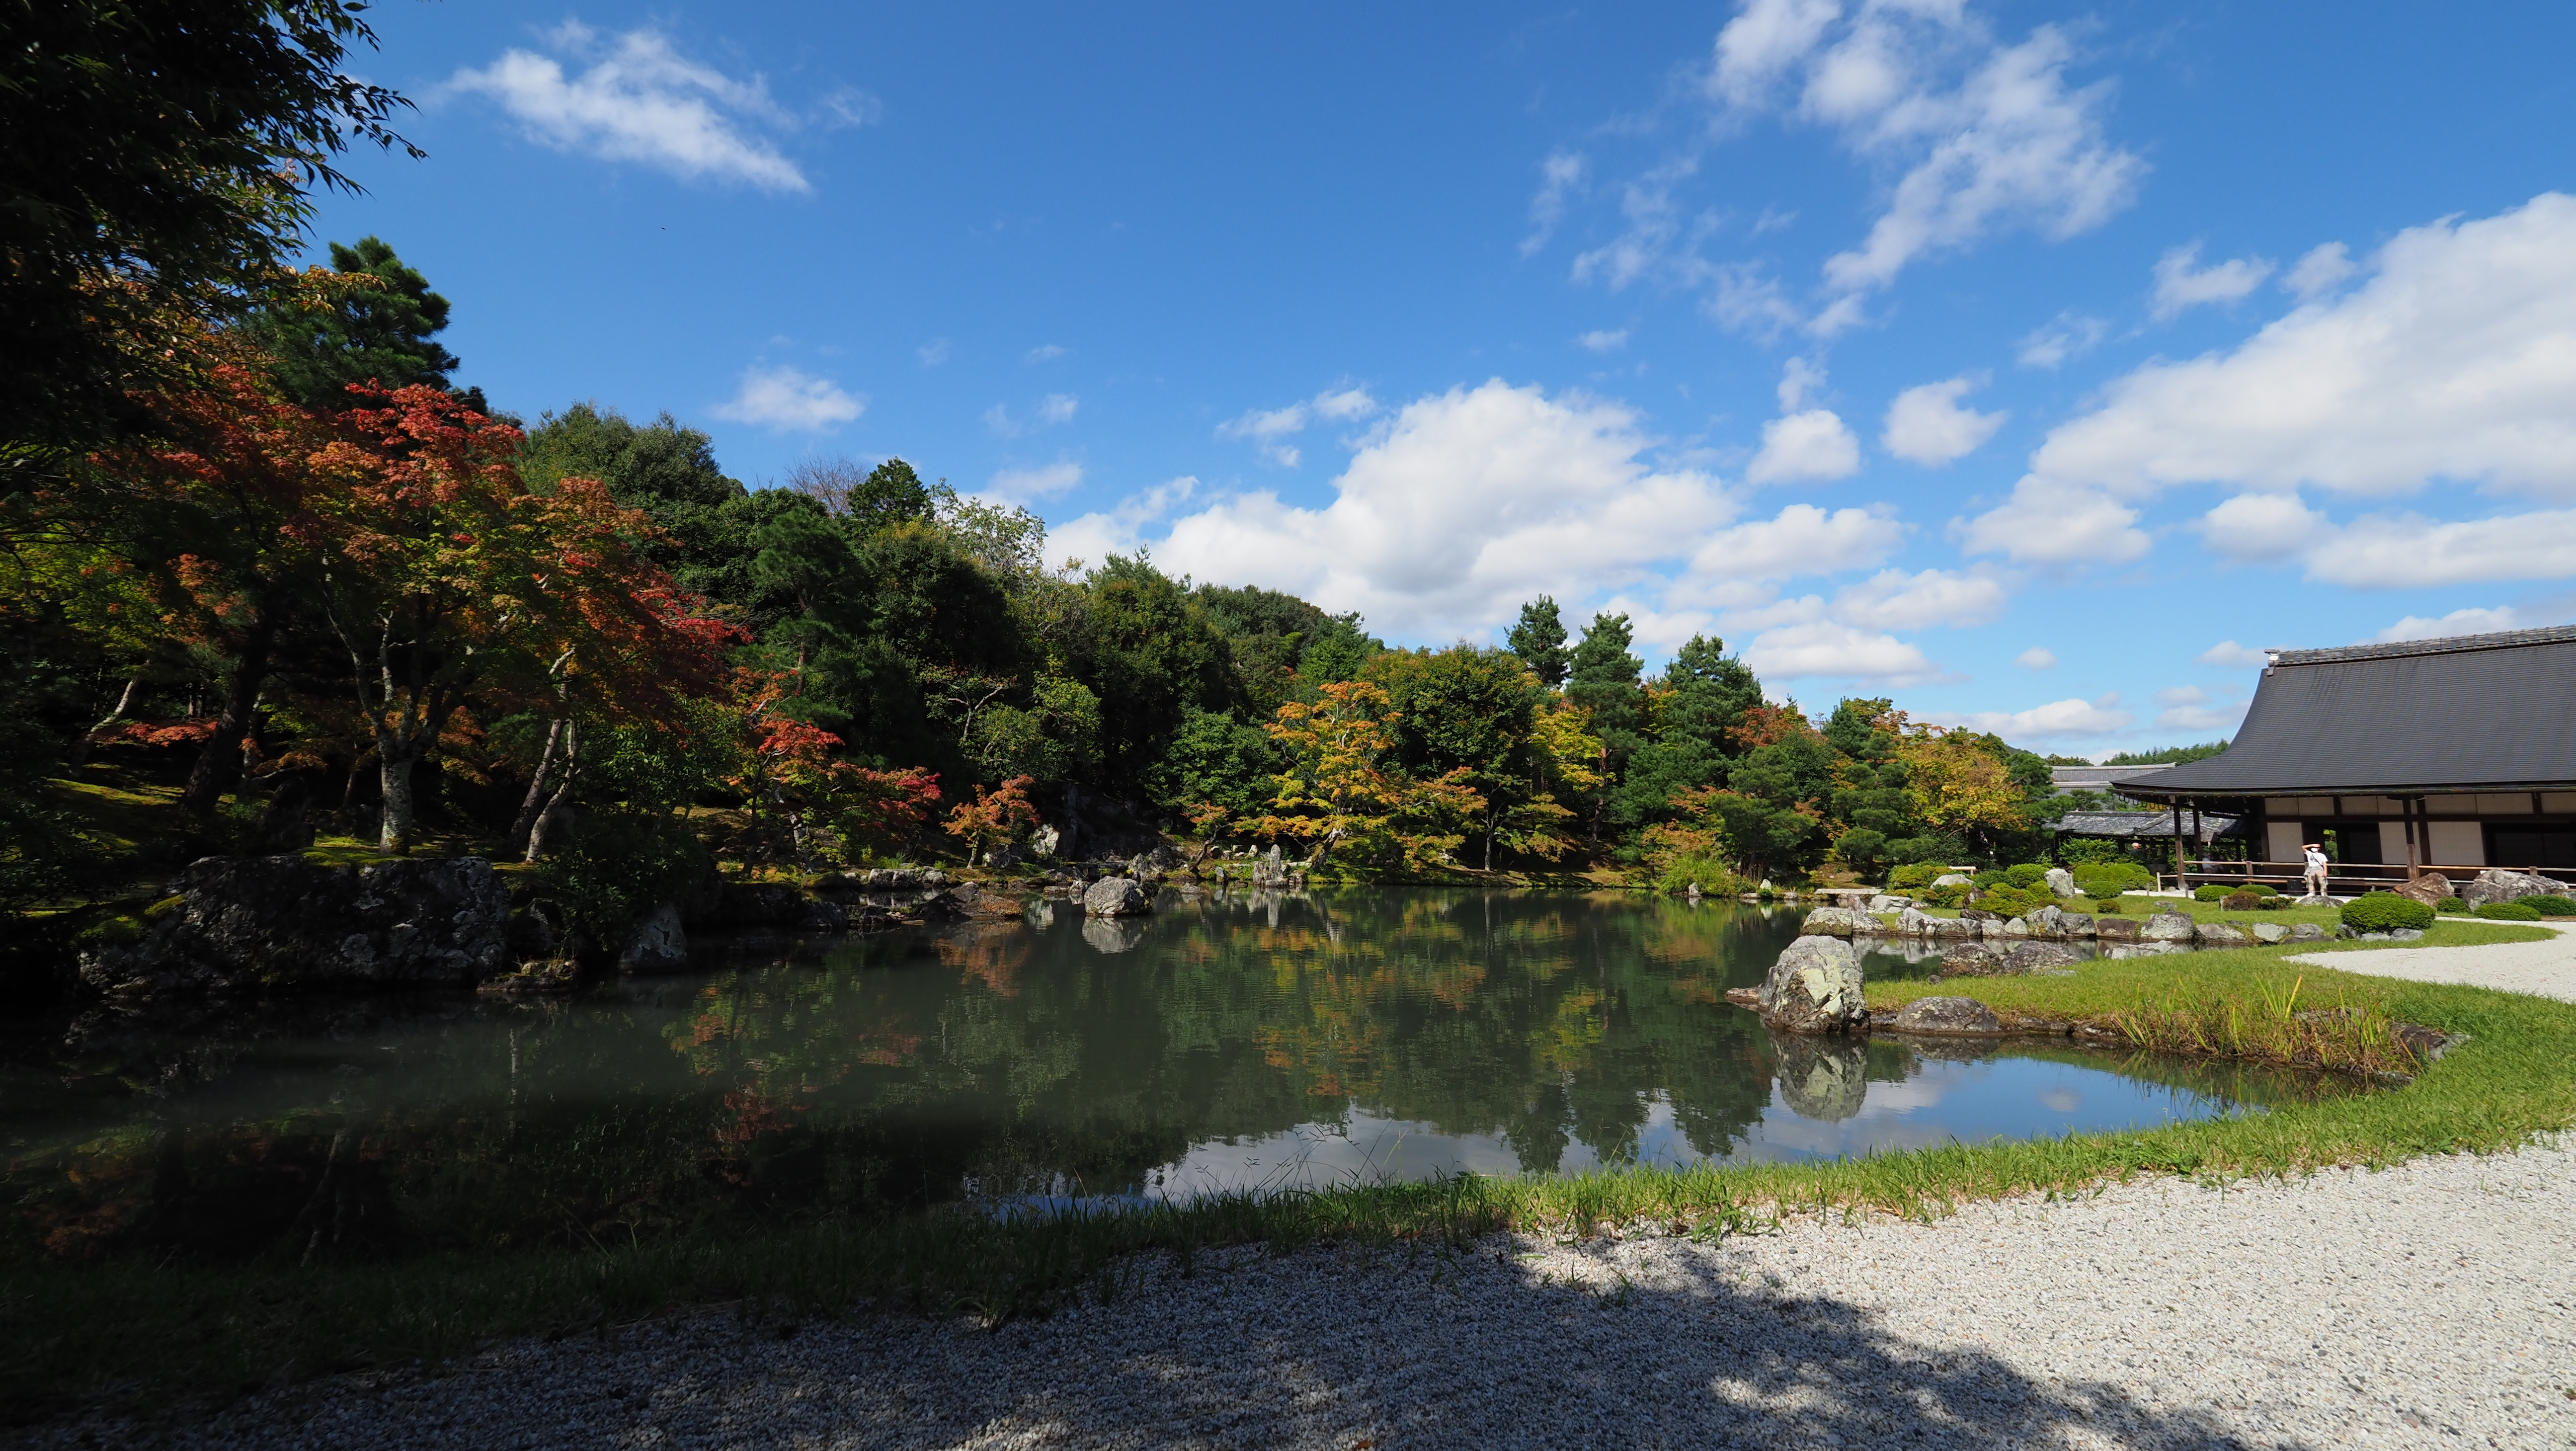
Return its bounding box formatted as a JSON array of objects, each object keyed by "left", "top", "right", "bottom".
[
  {"left": 2256, "top": 894, "right": 2293, "bottom": 910},
  {"left": 2220, "top": 890, "right": 2262, "bottom": 911},
  {"left": 538, "top": 809, "right": 711, "bottom": 951},
  {"left": 1971, "top": 868, "right": 2005, "bottom": 889},
  {"left": 2192, "top": 884, "right": 2232, "bottom": 902},
  {"left": 2515, "top": 893, "right": 2576, "bottom": 916},
  {"left": 2436, "top": 895, "right": 2468, "bottom": 913},
  {"left": 2239, "top": 882, "right": 2278, "bottom": 897},
  {"left": 2071, "top": 860, "right": 2156, "bottom": 895},
  {"left": 1656, "top": 856, "right": 1743, "bottom": 897},
  {"left": 2338, "top": 892, "right": 2435, "bottom": 932},
  {"left": 2002, "top": 863, "right": 2050, "bottom": 889},
  {"left": 1886, "top": 862, "right": 1950, "bottom": 892},
  {"left": 1920, "top": 882, "right": 1969, "bottom": 908},
  {"left": 2475, "top": 899, "right": 2545, "bottom": 921},
  {"left": 1972, "top": 883, "right": 2056, "bottom": 919},
  {"left": 2093, "top": 896, "right": 2124, "bottom": 913}
]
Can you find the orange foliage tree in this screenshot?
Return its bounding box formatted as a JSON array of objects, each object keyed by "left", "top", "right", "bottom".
[{"left": 944, "top": 775, "right": 1040, "bottom": 866}]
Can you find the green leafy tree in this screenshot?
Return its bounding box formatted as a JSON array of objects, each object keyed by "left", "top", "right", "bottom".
[
  {"left": 1506, "top": 596, "right": 1571, "bottom": 688},
  {"left": 1144, "top": 707, "right": 1278, "bottom": 821},
  {"left": 1819, "top": 699, "right": 1924, "bottom": 881},
  {"left": 1615, "top": 634, "right": 1763, "bottom": 836},
  {"left": 1365, "top": 645, "right": 1572, "bottom": 869},
  {"left": 1076, "top": 554, "right": 1235, "bottom": 793},
  {"left": 0, "top": 0, "right": 420, "bottom": 451},
  {"left": 519, "top": 403, "right": 753, "bottom": 602}
]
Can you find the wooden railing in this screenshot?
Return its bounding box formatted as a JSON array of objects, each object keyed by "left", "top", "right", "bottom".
[{"left": 2165, "top": 858, "right": 2502, "bottom": 894}]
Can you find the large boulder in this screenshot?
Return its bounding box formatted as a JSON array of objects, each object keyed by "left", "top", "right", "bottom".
[
  {"left": 1083, "top": 876, "right": 1153, "bottom": 917},
  {"left": 1798, "top": 906, "right": 1883, "bottom": 937},
  {"left": 1759, "top": 935, "right": 1870, "bottom": 1035},
  {"left": 2044, "top": 867, "right": 2081, "bottom": 899},
  {"left": 2250, "top": 921, "right": 2292, "bottom": 945},
  {"left": 2461, "top": 869, "right": 2573, "bottom": 907},
  {"left": 80, "top": 855, "right": 510, "bottom": 997},
  {"left": 2194, "top": 921, "right": 2255, "bottom": 948},
  {"left": 2287, "top": 922, "right": 2330, "bottom": 943},
  {"left": 2140, "top": 910, "right": 2197, "bottom": 943},
  {"left": 616, "top": 901, "right": 690, "bottom": 973},
  {"left": 2094, "top": 916, "right": 2140, "bottom": 943},
  {"left": 1937, "top": 943, "right": 2006, "bottom": 976},
  {"left": 1887, "top": 995, "right": 2005, "bottom": 1035},
  {"left": 2002, "top": 940, "right": 2085, "bottom": 974},
  {"left": 1931, "top": 873, "right": 1972, "bottom": 888},
  {"left": 2393, "top": 873, "right": 2453, "bottom": 907}
]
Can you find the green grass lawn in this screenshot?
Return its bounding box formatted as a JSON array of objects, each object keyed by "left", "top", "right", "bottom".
[{"left": 5, "top": 927, "right": 2573, "bottom": 1419}]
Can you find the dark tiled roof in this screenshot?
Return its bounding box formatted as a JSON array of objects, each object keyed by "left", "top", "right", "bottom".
[
  {"left": 2049, "top": 763, "right": 2172, "bottom": 795},
  {"left": 2057, "top": 809, "right": 2246, "bottom": 839},
  {"left": 2130, "top": 626, "right": 2576, "bottom": 798},
  {"left": 2272, "top": 623, "right": 2576, "bottom": 666}
]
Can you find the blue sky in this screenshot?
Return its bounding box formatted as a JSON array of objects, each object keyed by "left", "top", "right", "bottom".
[{"left": 305, "top": 0, "right": 2576, "bottom": 756}]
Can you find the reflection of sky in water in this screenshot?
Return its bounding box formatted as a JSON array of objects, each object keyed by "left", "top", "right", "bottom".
[{"left": 1140, "top": 1052, "right": 2247, "bottom": 1198}]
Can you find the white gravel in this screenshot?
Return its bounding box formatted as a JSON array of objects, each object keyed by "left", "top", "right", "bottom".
[
  {"left": 2293, "top": 920, "right": 2576, "bottom": 1002},
  {"left": 30, "top": 1141, "right": 2576, "bottom": 1450}
]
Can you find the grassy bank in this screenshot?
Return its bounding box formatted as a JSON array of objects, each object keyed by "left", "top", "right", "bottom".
[{"left": 7, "top": 938, "right": 2575, "bottom": 1423}]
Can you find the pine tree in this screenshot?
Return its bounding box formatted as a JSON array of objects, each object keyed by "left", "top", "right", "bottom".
[
  {"left": 248, "top": 236, "right": 472, "bottom": 409},
  {"left": 1507, "top": 596, "right": 1571, "bottom": 687}
]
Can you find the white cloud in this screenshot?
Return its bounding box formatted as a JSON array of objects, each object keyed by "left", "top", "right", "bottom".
[
  {"left": 2017, "top": 310, "right": 2105, "bottom": 369},
  {"left": 1050, "top": 476, "right": 1198, "bottom": 569},
  {"left": 1958, "top": 477, "right": 2147, "bottom": 564},
  {"left": 1710, "top": 0, "right": 1843, "bottom": 108},
  {"left": 2154, "top": 685, "right": 2207, "bottom": 707},
  {"left": 711, "top": 365, "right": 863, "bottom": 430},
  {"left": 986, "top": 460, "right": 1084, "bottom": 500},
  {"left": 2157, "top": 701, "right": 2246, "bottom": 733},
  {"left": 2197, "top": 490, "right": 2327, "bottom": 562},
  {"left": 2306, "top": 508, "right": 2576, "bottom": 587},
  {"left": 1923, "top": 694, "right": 2135, "bottom": 741},
  {"left": 1024, "top": 344, "right": 1067, "bottom": 364},
  {"left": 2283, "top": 242, "right": 2356, "bottom": 300},
  {"left": 2029, "top": 193, "right": 2576, "bottom": 502},
  {"left": 1523, "top": 150, "right": 1589, "bottom": 255},
  {"left": 916, "top": 338, "right": 951, "bottom": 367},
  {"left": 986, "top": 394, "right": 1081, "bottom": 438},
  {"left": 2198, "top": 640, "right": 2270, "bottom": 667},
  {"left": 2016, "top": 646, "right": 2057, "bottom": 670},
  {"left": 448, "top": 24, "right": 807, "bottom": 192},
  {"left": 1883, "top": 376, "right": 2006, "bottom": 465},
  {"left": 2150, "top": 242, "right": 2275, "bottom": 319},
  {"left": 1577, "top": 328, "right": 1630, "bottom": 353},
  {"left": 1217, "top": 388, "right": 1381, "bottom": 466},
  {"left": 1740, "top": 621, "right": 1942, "bottom": 683},
  {"left": 1749, "top": 410, "right": 1861, "bottom": 484},
  {"left": 1827, "top": 567, "right": 2009, "bottom": 629},
  {"left": 2375, "top": 606, "right": 2522, "bottom": 642},
  {"left": 1675, "top": 504, "right": 1906, "bottom": 603},
  {"left": 1816, "top": 26, "right": 2142, "bottom": 299}
]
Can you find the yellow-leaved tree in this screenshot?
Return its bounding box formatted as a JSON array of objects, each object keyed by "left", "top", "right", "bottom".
[
  {"left": 1249, "top": 681, "right": 1485, "bottom": 874},
  {"left": 1895, "top": 723, "right": 2027, "bottom": 854}
]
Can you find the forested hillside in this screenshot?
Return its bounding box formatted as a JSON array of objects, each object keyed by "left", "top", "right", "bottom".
[{"left": 0, "top": 3, "right": 2079, "bottom": 938}]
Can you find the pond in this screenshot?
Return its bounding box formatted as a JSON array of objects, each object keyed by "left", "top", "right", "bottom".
[{"left": 0, "top": 891, "right": 2348, "bottom": 1264}]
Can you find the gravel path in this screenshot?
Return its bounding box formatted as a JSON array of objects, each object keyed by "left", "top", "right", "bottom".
[
  {"left": 29, "top": 1142, "right": 2576, "bottom": 1450},
  {"left": 2294, "top": 920, "right": 2576, "bottom": 1002}
]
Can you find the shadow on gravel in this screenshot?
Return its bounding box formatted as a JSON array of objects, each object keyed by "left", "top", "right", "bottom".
[{"left": 32, "top": 1242, "right": 2266, "bottom": 1451}]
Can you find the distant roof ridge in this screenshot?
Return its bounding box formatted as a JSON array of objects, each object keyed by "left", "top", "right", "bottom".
[{"left": 2273, "top": 623, "right": 2576, "bottom": 667}]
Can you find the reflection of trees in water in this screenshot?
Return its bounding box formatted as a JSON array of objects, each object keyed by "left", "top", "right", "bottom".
[{"left": 1, "top": 894, "right": 2355, "bottom": 1268}]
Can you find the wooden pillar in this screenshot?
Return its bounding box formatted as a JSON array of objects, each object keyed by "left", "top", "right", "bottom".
[
  {"left": 2171, "top": 801, "right": 2188, "bottom": 894},
  {"left": 2406, "top": 796, "right": 2423, "bottom": 881}
]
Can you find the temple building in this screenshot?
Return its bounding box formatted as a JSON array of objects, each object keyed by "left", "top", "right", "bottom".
[{"left": 2120, "top": 626, "right": 2576, "bottom": 885}]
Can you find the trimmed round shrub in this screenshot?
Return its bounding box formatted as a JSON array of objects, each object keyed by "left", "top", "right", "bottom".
[
  {"left": 1920, "top": 881, "right": 1969, "bottom": 908},
  {"left": 2192, "top": 884, "right": 2233, "bottom": 902},
  {"left": 2475, "top": 899, "right": 2545, "bottom": 921},
  {"left": 2093, "top": 896, "right": 2124, "bottom": 913},
  {"left": 2002, "top": 863, "right": 2053, "bottom": 889},
  {"left": 2436, "top": 895, "right": 2468, "bottom": 913},
  {"left": 2339, "top": 892, "right": 2435, "bottom": 933},
  {"left": 1972, "top": 883, "right": 2055, "bottom": 918},
  {"left": 2221, "top": 890, "right": 2262, "bottom": 911},
  {"left": 2072, "top": 860, "right": 2156, "bottom": 897},
  {"left": 1887, "top": 862, "right": 1948, "bottom": 892},
  {"left": 2515, "top": 893, "right": 2576, "bottom": 916},
  {"left": 2240, "top": 882, "right": 2279, "bottom": 897},
  {"left": 2255, "top": 894, "right": 2293, "bottom": 910}
]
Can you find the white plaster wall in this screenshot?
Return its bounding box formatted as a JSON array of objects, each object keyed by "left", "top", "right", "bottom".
[
  {"left": 2428, "top": 821, "right": 2485, "bottom": 868},
  {"left": 2381, "top": 822, "right": 2415, "bottom": 865},
  {"left": 2267, "top": 822, "right": 2305, "bottom": 864}
]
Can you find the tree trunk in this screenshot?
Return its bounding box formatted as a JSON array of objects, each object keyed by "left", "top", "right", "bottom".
[
  {"left": 379, "top": 749, "right": 418, "bottom": 853},
  {"left": 506, "top": 717, "right": 564, "bottom": 856},
  {"left": 525, "top": 720, "right": 579, "bottom": 863},
  {"left": 182, "top": 612, "right": 277, "bottom": 812},
  {"left": 67, "top": 677, "right": 140, "bottom": 769}
]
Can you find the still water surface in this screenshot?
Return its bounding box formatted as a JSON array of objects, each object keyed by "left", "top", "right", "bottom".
[{"left": 0, "top": 891, "right": 2344, "bottom": 1262}]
